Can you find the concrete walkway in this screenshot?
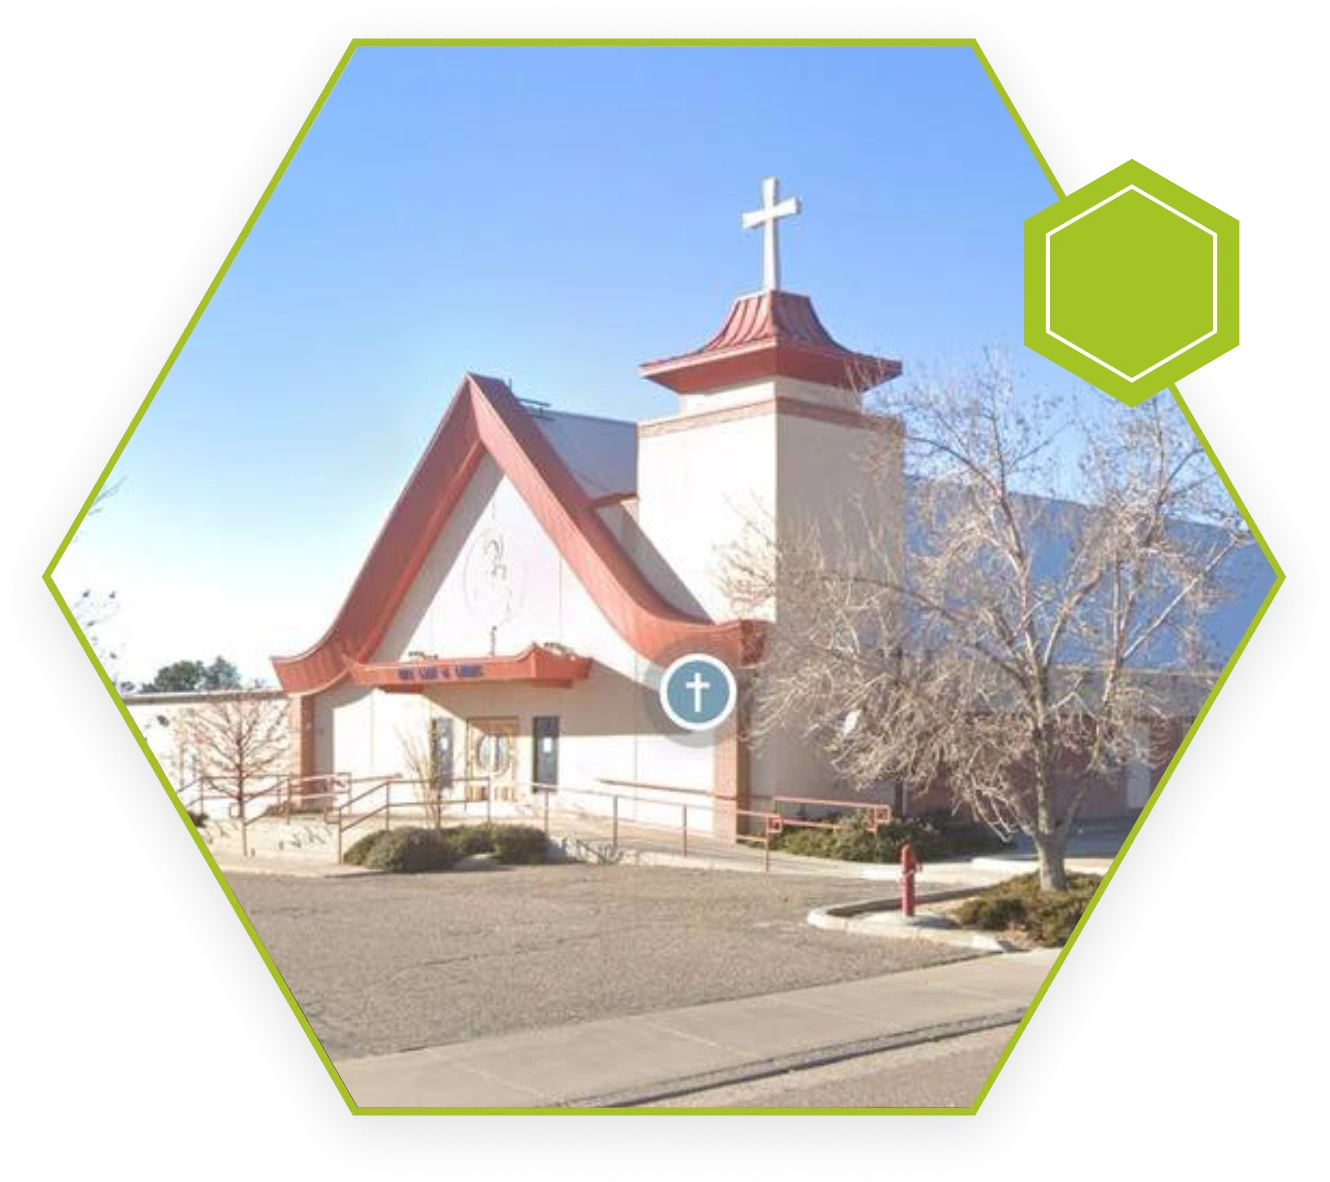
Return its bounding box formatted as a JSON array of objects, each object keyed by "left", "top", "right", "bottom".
[
  {"left": 335, "top": 948, "right": 1057, "bottom": 1109},
  {"left": 213, "top": 855, "right": 379, "bottom": 878},
  {"left": 213, "top": 843, "right": 1109, "bottom": 888},
  {"left": 196, "top": 796, "right": 1129, "bottom": 884}
]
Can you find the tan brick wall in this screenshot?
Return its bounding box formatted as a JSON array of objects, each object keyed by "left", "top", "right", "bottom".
[
  {"left": 289, "top": 694, "right": 315, "bottom": 786},
  {"left": 710, "top": 676, "right": 753, "bottom": 839}
]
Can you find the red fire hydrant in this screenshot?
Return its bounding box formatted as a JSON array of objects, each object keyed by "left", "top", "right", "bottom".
[{"left": 900, "top": 842, "right": 919, "bottom": 919}]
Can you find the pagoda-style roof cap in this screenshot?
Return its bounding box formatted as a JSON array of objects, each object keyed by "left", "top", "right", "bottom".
[{"left": 639, "top": 290, "right": 901, "bottom": 395}]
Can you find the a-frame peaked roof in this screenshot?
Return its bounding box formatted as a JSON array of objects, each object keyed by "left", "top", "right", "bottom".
[{"left": 271, "top": 374, "right": 761, "bottom": 695}]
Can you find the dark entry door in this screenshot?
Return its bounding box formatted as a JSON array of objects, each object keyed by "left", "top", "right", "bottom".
[{"left": 532, "top": 716, "right": 559, "bottom": 790}]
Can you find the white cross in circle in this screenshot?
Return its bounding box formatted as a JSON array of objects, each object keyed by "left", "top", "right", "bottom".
[
  {"left": 685, "top": 670, "right": 711, "bottom": 716},
  {"left": 741, "top": 176, "right": 801, "bottom": 292}
]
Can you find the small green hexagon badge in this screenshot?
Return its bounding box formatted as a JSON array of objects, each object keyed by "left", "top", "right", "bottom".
[{"left": 1025, "top": 160, "right": 1238, "bottom": 405}]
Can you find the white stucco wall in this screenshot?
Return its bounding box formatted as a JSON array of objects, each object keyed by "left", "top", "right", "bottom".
[
  {"left": 636, "top": 379, "right": 902, "bottom": 625},
  {"left": 596, "top": 501, "right": 705, "bottom": 617},
  {"left": 637, "top": 409, "right": 780, "bottom": 622},
  {"left": 312, "top": 679, "right": 424, "bottom": 785},
  {"left": 774, "top": 411, "right": 901, "bottom": 563},
  {"left": 670, "top": 377, "right": 861, "bottom": 418},
  {"left": 311, "top": 455, "right": 722, "bottom": 825},
  {"left": 637, "top": 384, "right": 907, "bottom": 810},
  {"left": 311, "top": 384, "right": 906, "bottom": 830}
]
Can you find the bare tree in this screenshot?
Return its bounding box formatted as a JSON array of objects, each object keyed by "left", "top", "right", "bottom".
[
  {"left": 73, "top": 587, "right": 120, "bottom": 680},
  {"left": 397, "top": 721, "right": 447, "bottom": 828},
  {"left": 725, "top": 359, "right": 1253, "bottom": 891},
  {"left": 177, "top": 694, "right": 290, "bottom": 843},
  {"left": 70, "top": 481, "right": 124, "bottom": 684}
]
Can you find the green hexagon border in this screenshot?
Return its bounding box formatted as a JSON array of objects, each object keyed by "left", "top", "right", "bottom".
[
  {"left": 1025, "top": 159, "right": 1240, "bottom": 406},
  {"left": 28, "top": 23, "right": 1287, "bottom": 1127},
  {"left": 40, "top": 38, "right": 1285, "bottom": 1117}
]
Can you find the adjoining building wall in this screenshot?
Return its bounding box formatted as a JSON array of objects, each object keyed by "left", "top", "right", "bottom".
[
  {"left": 125, "top": 689, "right": 292, "bottom": 818},
  {"left": 903, "top": 710, "right": 1200, "bottom": 822}
]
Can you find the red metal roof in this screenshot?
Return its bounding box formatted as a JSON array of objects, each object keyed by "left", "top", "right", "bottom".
[
  {"left": 639, "top": 290, "right": 901, "bottom": 394},
  {"left": 347, "top": 645, "right": 593, "bottom": 691},
  {"left": 271, "top": 374, "right": 763, "bottom": 696}
]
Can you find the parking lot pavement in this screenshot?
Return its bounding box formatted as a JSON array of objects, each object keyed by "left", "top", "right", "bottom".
[{"left": 230, "top": 864, "right": 977, "bottom": 1060}]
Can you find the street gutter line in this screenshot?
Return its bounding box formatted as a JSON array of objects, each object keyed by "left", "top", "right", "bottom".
[{"left": 557, "top": 1008, "right": 1029, "bottom": 1109}]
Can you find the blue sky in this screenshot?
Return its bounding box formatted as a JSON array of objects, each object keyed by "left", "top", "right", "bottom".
[{"left": 59, "top": 44, "right": 1115, "bottom": 684}]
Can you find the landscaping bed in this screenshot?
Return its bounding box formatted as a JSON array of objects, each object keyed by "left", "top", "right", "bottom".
[
  {"left": 773, "top": 811, "right": 1008, "bottom": 865},
  {"left": 942, "top": 872, "right": 1100, "bottom": 947},
  {"left": 343, "top": 823, "right": 550, "bottom": 873}
]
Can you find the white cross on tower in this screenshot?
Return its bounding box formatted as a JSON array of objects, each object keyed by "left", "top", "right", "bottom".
[{"left": 742, "top": 176, "right": 801, "bottom": 292}]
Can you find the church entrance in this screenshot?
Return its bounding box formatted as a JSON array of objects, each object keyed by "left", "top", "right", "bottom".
[{"left": 466, "top": 716, "right": 520, "bottom": 802}]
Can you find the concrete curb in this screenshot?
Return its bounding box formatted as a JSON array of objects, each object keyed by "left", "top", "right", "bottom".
[
  {"left": 969, "top": 855, "right": 1109, "bottom": 876},
  {"left": 560, "top": 1008, "right": 1029, "bottom": 1108},
  {"left": 807, "top": 891, "right": 1020, "bottom": 953}
]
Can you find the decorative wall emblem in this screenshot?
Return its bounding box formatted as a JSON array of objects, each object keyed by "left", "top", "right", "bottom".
[{"left": 463, "top": 526, "right": 525, "bottom": 627}]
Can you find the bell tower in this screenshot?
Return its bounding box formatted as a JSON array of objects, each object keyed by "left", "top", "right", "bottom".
[{"left": 634, "top": 178, "right": 905, "bottom": 623}]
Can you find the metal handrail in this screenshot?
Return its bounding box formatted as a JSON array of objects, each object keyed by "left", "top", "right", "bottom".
[
  {"left": 730, "top": 807, "right": 786, "bottom": 871},
  {"left": 333, "top": 775, "right": 496, "bottom": 861},
  {"left": 339, "top": 775, "right": 404, "bottom": 815},
  {"left": 509, "top": 781, "right": 784, "bottom": 866},
  {"left": 769, "top": 795, "right": 894, "bottom": 835},
  {"left": 595, "top": 777, "right": 740, "bottom": 803},
  {"left": 195, "top": 766, "right": 805, "bottom": 874}
]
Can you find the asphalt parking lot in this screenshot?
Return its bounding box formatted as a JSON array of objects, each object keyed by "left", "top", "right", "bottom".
[{"left": 231, "top": 864, "right": 975, "bottom": 1060}]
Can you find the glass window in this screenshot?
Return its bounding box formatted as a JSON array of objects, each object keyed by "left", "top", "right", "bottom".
[{"left": 473, "top": 732, "right": 513, "bottom": 775}]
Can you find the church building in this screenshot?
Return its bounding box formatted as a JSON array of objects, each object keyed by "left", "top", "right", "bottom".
[
  {"left": 251, "top": 177, "right": 1263, "bottom": 840},
  {"left": 271, "top": 178, "right": 903, "bottom": 837}
]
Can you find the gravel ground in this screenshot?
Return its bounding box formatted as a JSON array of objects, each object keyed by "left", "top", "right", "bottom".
[{"left": 231, "top": 864, "right": 975, "bottom": 1059}]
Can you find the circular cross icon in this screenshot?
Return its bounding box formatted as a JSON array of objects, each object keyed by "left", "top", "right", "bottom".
[{"left": 658, "top": 653, "right": 737, "bottom": 733}]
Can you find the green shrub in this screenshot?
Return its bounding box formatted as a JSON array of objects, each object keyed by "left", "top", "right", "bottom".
[
  {"left": 343, "top": 826, "right": 466, "bottom": 872},
  {"left": 954, "top": 872, "right": 1099, "bottom": 946},
  {"left": 343, "top": 828, "right": 392, "bottom": 866},
  {"left": 896, "top": 814, "right": 1008, "bottom": 862},
  {"left": 342, "top": 823, "right": 547, "bottom": 870},
  {"left": 774, "top": 811, "right": 1007, "bottom": 864},
  {"left": 490, "top": 825, "right": 549, "bottom": 865},
  {"left": 450, "top": 824, "right": 498, "bottom": 858},
  {"left": 953, "top": 893, "right": 1027, "bottom": 931},
  {"left": 363, "top": 827, "right": 468, "bottom": 873}
]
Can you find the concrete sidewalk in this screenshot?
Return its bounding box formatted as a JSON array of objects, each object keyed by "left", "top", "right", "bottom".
[
  {"left": 215, "top": 855, "right": 380, "bottom": 878},
  {"left": 335, "top": 948, "right": 1057, "bottom": 1109},
  {"left": 212, "top": 844, "right": 1109, "bottom": 886}
]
